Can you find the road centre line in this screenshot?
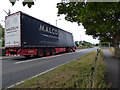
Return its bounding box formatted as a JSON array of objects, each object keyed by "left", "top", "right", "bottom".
[
  {"left": 15, "top": 49, "right": 88, "bottom": 64},
  {"left": 76, "top": 49, "right": 89, "bottom": 52},
  {"left": 15, "top": 52, "right": 74, "bottom": 64}
]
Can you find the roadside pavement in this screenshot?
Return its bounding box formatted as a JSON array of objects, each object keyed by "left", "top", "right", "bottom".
[{"left": 103, "top": 49, "right": 120, "bottom": 89}]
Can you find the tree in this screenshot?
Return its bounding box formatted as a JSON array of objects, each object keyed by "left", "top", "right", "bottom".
[
  {"left": 0, "top": 24, "right": 4, "bottom": 47},
  {"left": 1, "top": 28, "right": 5, "bottom": 47},
  {"left": 75, "top": 41, "right": 79, "bottom": 47},
  {"left": 57, "top": 2, "right": 120, "bottom": 58},
  {"left": 0, "top": 25, "right": 2, "bottom": 39},
  {"left": 9, "top": 0, "right": 34, "bottom": 8},
  {"left": 3, "top": 9, "right": 11, "bottom": 16}
]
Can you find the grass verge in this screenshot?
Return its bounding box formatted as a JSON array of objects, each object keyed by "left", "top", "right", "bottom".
[
  {"left": 13, "top": 51, "right": 106, "bottom": 88},
  {"left": 109, "top": 48, "right": 114, "bottom": 55},
  {"left": 0, "top": 42, "right": 2, "bottom": 47},
  {"left": 109, "top": 48, "right": 120, "bottom": 57}
]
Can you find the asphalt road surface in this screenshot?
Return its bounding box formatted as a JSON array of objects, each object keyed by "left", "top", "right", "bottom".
[
  {"left": 1, "top": 48, "right": 98, "bottom": 88},
  {"left": 103, "top": 49, "right": 119, "bottom": 88}
]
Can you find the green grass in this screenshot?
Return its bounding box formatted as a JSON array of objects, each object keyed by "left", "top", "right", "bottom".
[
  {"left": 13, "top": 51, "right": 106, "bottom": 88},
  {"left": 109, "top": 48, "right": 114, "bottom": 55},
  {"left": 0, "top": 42, "right": 2, "bottom": 47},
  {"left": 92, "top": 51, "right": 106, "bottom": 88}
]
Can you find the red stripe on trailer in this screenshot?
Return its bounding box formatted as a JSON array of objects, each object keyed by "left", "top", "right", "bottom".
[
  {"left": 5, "top": 45, "right": 21, "bottom": 47},
  {"left": 21, "top": 49, "right": 37, "bottom": 55},
  {"left": 55, "top": 48, "right": 66, "bottom": 53},
  {"left": 5, "top": 12, "right": 20, "bottom": 20}
]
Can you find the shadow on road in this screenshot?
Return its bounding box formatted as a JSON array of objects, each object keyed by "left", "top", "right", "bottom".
[{"left": 2, "top": 52, "right": 71, "bottom": 61}]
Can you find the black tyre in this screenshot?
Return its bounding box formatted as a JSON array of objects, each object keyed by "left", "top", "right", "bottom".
[
  {"left": 50, "top": 48, "right": 56, "bottom": 55},
  {"left": 37, "top": 49, "right": 44, "bottom": 57},
  {"left": 45, "top": 48, "right": 50, "bottom": 56}
]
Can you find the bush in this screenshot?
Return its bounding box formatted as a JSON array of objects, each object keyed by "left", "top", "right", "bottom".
[{"left": 0, "top": 48, "right": 6, "bottom": 56}]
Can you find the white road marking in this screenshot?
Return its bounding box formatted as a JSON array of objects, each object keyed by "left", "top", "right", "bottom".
[
  {"left": 75, "top": 49, "right": 89, "bottom": 52},
  {"left": 15, "top": 49, "right": 88, "bottom": 64},
  {"left": 7, "top": 48, "right": 92, "bottom": 89},
  {"left": 7, "top": 60, "right": 72, "bottom": 89},
  {"left": 15, "top": 52, "right": 74, "bottom": 64}
]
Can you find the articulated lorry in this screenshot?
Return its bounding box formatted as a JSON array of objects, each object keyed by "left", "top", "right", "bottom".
[{"left": 5, "top": 11, "right": 75, "bottom": 57}]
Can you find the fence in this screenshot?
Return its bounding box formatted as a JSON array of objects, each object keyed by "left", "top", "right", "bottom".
[{"left": 90, "top": 49, "right": 101, "bottom": 88}]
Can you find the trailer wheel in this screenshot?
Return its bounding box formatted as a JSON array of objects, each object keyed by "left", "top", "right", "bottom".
[
  {"left": 45, "top": 48, "right": 50, "bottom": 56},
  {"left": 37, "top": 49, "right": 44, "bottom": 57},
  {"left": 51, "top": 48, "right": 56, "bottom": 55},
  {"left": 66, "top": 48, "right": 71, "bottom": 53}
]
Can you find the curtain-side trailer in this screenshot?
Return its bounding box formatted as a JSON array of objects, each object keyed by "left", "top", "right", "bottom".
[{"left": 5, "top": 11, "right": 76, "bottom": 57}]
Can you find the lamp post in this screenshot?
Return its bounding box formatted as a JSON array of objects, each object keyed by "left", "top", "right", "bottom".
[{"left": 56, "top": 19, "right": 61, "bottom": 26}]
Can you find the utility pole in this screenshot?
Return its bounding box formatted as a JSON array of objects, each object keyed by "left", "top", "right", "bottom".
[
  {"left": 109, "top": 43, "right": 110, "bottom": 48},
  {"left": 56, "top": 19, "right": 61, "bottom": 26}
]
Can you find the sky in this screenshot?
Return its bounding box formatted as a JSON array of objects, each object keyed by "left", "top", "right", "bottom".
[{"left": 0, "top": 0, "right": 99, "bottom": 44}]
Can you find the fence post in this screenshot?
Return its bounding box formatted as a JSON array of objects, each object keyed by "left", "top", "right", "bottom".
[{"left": 90, "top": 66, "right": 94, "bottom": 88}]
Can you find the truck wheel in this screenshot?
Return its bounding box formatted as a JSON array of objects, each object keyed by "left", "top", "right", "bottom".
[
  {"left": 51, "top": 48, "right": 56, "bottom": 55},
  {"left": 73, "top": 48, "right": 75, "bottom": 52},
  {"left": 37, "top": 49, "right": 44, "bottom": 57},
  {"left": 45, "top": 48, "right": 50, "bottom": 56},
  {"left": 66, "top": 48, "right": 70, "bottom": 53},
  {"left": 72, "top": 46, "right": 76, "bottom": 52},
  {"left": 73, "top": 49, "right": 75, "bottom": 52}
]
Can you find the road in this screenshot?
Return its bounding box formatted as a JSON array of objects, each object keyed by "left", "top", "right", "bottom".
[{"left": 1, "top": 48, "right": 97, "bottom": 88}]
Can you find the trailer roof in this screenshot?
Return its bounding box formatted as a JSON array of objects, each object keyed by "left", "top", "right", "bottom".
[{"left": 6, "top": 11, "right": 73, "bottom": 35}]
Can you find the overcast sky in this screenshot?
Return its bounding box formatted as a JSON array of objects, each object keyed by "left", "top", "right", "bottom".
[{"left": 0, "top": 0, "right": 99, "bottom": 44}]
